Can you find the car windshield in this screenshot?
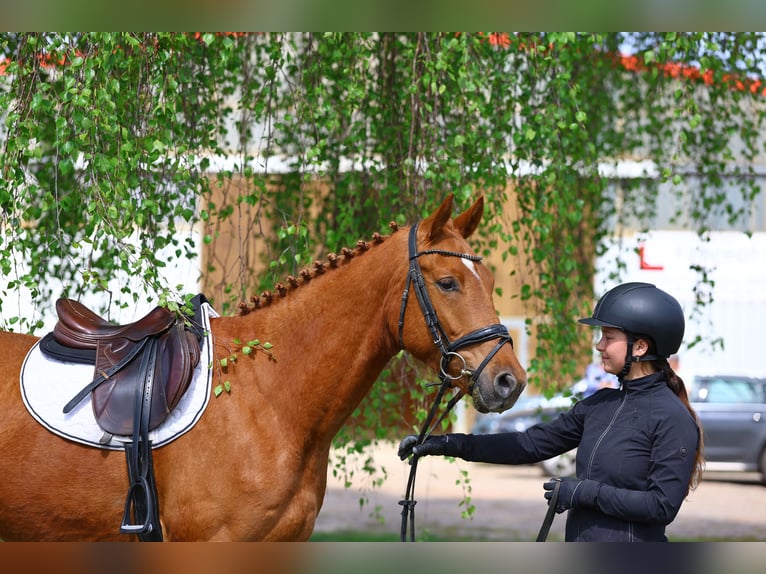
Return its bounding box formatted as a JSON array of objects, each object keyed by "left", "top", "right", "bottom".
[{"left": 692, "top": 376, "right": 766, "bottom": 404}]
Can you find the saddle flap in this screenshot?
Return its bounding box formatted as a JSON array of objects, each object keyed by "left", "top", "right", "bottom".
[
  {"left": 91, "top": 323, "right": 200, "bottom": 436},
  {"left": 157, "top": 325, "right": 200, "bottom": 408}
]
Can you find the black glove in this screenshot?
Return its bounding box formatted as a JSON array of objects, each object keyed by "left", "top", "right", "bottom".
[
  {"left": 543, "top": 476, "right": 601, "bottom": 513},
  {"left": 397, "top": 434, "right": 456, "bottom": 461}
]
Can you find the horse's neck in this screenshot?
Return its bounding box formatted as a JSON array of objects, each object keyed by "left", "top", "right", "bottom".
[{"left": 212, "top": 235, "right": 407, "bottom": 444}]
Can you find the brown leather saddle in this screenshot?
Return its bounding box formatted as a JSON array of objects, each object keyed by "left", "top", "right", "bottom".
[
  {"left": 39, "top": 295, "right": 206, "bottom": 540},
  {"left": 53, "top": 298, "right": 200, "bottom": 435}
]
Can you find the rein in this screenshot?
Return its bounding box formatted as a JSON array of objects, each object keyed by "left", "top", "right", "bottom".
[
  {"left": 536, "top": 478, "right": 561, "bottom": 542},
  {"left": 397, "top": 222, "right": 512, "bottom": 542}
]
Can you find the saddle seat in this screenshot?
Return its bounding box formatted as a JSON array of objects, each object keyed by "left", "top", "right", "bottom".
[{"left": 54, "top": 298, "right": 177, "bottom": 350}]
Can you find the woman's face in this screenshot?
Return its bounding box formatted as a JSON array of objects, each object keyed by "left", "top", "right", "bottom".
[{"left": 595, "top": 327, "right": 627, "bottom": 375}]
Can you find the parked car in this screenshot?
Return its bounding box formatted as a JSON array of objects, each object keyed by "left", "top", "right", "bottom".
[{"left": 689, "top": 374, "right": 766, "bottom": 484}]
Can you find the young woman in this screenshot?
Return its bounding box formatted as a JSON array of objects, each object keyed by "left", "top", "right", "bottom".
[{"left": 399, "top": 282, "right": 705, "bottom": 542}]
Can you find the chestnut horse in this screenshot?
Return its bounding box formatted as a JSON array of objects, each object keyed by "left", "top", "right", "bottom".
[{"left": 0, "top": 194, "right": 526, "bottom": 541}]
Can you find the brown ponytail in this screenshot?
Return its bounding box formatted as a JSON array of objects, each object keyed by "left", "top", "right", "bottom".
[{"left": 661, "top": 359, "right": 705, "bottom": 494}]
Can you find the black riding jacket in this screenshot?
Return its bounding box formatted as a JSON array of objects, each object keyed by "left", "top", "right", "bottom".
[{"left": 448, "top": 372, "right": 700, "bottom": 542}]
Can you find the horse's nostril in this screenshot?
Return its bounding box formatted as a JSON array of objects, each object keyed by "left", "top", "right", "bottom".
[{"left": 494, "top": 373, "right": 516, "bottom": 399}]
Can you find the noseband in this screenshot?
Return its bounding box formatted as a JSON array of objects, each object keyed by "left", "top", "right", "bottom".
[{"left": 397, "top": 221, "right": 513, "bottom": 542}]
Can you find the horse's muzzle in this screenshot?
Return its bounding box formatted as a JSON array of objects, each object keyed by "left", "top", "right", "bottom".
[{"left": 472, "top": 372, "right": 526, "bottom": 413}]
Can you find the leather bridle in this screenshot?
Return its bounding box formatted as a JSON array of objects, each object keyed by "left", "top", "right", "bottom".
[
  {"left": 397, "top": 221, "right": 513, "bottom": 541},
  {"left": 397, "top": 222, "right": 513, "bottom": 392}
]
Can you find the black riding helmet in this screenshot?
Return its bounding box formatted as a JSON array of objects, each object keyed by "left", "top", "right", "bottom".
[{"left": 579, "top": 282, "right": 684, "bottom": 372}]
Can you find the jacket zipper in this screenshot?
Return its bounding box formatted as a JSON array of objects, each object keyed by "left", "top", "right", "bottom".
[
  {"left": 582, "top": 387, "right": 635, "bottom": 541},
  {"left": 585, "top": 387, "right": 628, "bottom": 479}
]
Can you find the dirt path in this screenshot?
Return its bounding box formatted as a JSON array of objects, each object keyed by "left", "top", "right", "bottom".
[{"left": 314, "top": 441, "right": 766, "bottom": 541}]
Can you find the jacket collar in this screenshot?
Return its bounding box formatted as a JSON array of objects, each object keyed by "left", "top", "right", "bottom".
[{"left": 620, "top": 371, "right": 665, "bottom": 392}]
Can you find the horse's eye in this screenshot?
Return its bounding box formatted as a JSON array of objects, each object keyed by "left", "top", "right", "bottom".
[{"left": 436, "top": 277, "right": 459, "bottom": 292}]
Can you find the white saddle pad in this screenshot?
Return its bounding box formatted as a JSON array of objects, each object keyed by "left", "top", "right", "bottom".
[{"left": 20, "top": 302, "right": 218, "bottom": 450}]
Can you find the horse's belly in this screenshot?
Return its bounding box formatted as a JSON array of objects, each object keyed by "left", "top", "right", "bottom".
[
  {"left": 0, "top": 434, "right": 128, "bottom": 540},
  {"left": 159, "top": 480, "right": 323, "bottom": 541},
  {"left": 156, "top": 444, "right": 327, "bottom": 541}
]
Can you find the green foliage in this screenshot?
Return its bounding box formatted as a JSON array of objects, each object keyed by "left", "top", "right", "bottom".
[
  {"left": 213, "top": 336, "right": 275, "bottom": 396},
  {"left": 0, "top": 33, "right": 224, "bottom": 324},
  {"left": 2, "top": 32, "right": 765, "bottom": 480}
]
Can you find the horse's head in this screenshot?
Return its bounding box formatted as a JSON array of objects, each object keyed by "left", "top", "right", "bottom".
[{"left": 397, "top": 194, "right": 527, "bottom": 413}]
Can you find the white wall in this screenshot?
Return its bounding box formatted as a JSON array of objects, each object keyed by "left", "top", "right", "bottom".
[{"left": 595, "top": 230, "right": 766, "bottom": 378}]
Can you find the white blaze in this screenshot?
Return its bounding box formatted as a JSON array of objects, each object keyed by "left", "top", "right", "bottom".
[{"left": 462, "top": 258, "right": 480, "bottom": 280}]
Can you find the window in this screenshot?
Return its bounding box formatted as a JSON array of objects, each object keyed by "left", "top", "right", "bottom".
[{"left": 694, "top": 377, "right": 766, "bottom": 404}]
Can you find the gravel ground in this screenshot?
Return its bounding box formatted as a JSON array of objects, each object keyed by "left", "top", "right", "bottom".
[{"left": 314, "top": 441, "right": 766, "bottom": 541}]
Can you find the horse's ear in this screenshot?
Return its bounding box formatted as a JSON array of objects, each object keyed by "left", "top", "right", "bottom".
[
  {"left": 453, "top": 196, "right": 484, "bottom": 239},
  {"left": 422, "top": 194, "right": 455, "bottom": 240}
]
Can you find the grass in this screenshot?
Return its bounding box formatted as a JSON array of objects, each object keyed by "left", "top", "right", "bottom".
[
  {"left": 309, "top": 529, "right": 533, "bottom": 542},
  {"left": 309, "top": 530, "right": 403, "bottom": 542},
  {"left": 311, "top": 530, "right": 765, "bottom": 542}
]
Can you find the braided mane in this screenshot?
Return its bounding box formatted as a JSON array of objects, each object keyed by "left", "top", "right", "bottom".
[{"left": 237, "top": 222, "right": 400, "bottom": 315}]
